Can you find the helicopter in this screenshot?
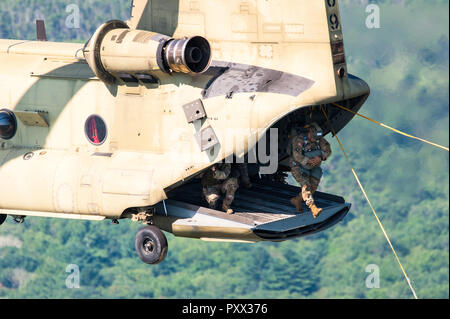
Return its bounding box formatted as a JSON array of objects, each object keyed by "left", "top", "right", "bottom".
[{"left": 0, "top": 0, "right": 369, "bottom": 264}]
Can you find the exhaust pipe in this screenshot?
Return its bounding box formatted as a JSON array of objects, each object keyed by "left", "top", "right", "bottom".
[
  {"left": 165, "top": 36, "right": 212, "bottom": 74},
  {"left": 83, "top": 20, "right": 212, "bottom": 84}
]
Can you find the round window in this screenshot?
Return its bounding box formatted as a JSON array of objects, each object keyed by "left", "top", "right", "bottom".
[
  {"left": 85, "top": 115, "right": 107, "bottom": 146},
  {"left": 0, "top": 109, "right": 17, "bottom": 140}
]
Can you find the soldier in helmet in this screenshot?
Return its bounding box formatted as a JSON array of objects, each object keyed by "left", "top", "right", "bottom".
[
  {"left": 289, "top": 123, "right": 332, "bottom": 218},
  {"left": 202, "top": 163, "right": 239, "bottom": 214}
]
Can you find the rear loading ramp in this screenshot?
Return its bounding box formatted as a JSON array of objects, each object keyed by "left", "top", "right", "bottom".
[{"left": 154, "top": 180, "right": 350, "bottom": 242}]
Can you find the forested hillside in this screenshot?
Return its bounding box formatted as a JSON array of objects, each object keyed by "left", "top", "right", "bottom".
[
  {"left": 0, "top": 0, "right": 130, "bottom": 41},
  {"left": 0, "top": 0, "right": 448, "bottom": 299}
]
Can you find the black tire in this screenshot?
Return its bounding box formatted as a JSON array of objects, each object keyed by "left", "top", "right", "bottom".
[
  {"left": 0, "top": 214, "right": 6, "bottom": 226},
  {"left": 135, "top": 225, "right": 168, "bottom": 264}
]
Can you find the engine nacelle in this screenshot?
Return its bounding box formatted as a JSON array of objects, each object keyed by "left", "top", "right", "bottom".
[{"left": 83, "top": 20, "right": 212, "bottom": 84}]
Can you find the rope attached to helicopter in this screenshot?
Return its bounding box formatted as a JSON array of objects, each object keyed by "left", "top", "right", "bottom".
[
  {"left": 330, "top": 102, "right": 449, "bottom": 152},
  {"left": 321, "top": 105, "right": 419, "bottom": 299}
]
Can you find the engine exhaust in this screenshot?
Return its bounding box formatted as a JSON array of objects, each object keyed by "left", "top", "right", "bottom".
[{"left": 83, "top": 20, "right": 212, "bottom": 84}]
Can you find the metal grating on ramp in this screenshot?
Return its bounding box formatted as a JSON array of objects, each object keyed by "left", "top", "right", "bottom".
[{"left": 167, "top": 179, "right": 346, "bottom": 225}]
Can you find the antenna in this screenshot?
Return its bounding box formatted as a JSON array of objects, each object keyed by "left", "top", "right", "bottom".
[{"left": 36, "top": 20, "right": 47, "bottom": 41}]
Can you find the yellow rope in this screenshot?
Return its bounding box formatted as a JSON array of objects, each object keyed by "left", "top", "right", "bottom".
[
  {"left": 331, "top": 102, "right": 449, "bottom": 152},
  {"left": 321, "top": 105, "right": 419, "bottom": 299}
]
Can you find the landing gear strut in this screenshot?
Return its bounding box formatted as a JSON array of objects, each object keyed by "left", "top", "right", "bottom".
[
  {"left": 135, "top": 225, "right": 168, "bottom": 264},
  {"left": 0, "top": 214, "right": 6, "bottom": 226},
  {"left": 13, "top": 216, "right": 25, "bottom": 224}
]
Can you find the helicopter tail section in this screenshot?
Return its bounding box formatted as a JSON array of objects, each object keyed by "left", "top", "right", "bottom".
[{"left": 128, "top": 0, "right": 349, "bottom": 100}]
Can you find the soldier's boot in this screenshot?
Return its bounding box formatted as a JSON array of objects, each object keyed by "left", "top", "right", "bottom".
[
  {"left": 222, "top": 203, "right": 234, "bottom": 215},
  {"left": 222, "top": 193, "right": 235, "bottom": 214},
  {"left": 309, "top": 203, "right": 323, "bottom": 219},
  {"left": 290, "top": 195, "right": 304, "bottom": 213},
  {"left": 301, "top": 185, "right": 322, "bottom": 218},
  {"left": 222, "top": 178, "right": 238, "bottom": 215}
]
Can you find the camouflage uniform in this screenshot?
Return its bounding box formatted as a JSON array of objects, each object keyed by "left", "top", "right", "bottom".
[
  {"left": 289, "top": 128, "right": 331, "bottom": 216},
  {"left": 231, "top": 163, "right": 252, "bottom": 188},
  {"left": 202, "top": 163, "right": 239, "bottom": 214}
]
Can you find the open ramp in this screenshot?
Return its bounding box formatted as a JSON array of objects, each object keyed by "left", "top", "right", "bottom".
[{"left": 156, "top": 179, "right": 350, "bottom": 242}]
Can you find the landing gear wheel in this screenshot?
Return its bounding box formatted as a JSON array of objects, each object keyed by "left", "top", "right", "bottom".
[
  {"left": 135, "top": 225, "right": 168, "bottom": 264},
  {"left": 0, "top": 214, "right": 6, "bottom": 226}
]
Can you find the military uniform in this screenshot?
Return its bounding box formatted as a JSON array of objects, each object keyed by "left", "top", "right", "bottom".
[
  {"left": 289, "top": 125, "right": 331, "bottom": 217},
  {"left": 231, "top": 163, "right": 252, "bottom": 188},
  {"left": 202, "top": 163, "right": 239, "bottom": 214}
]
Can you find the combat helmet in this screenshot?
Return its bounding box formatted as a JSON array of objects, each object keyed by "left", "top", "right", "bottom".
[{"left": 304, "top": 122, "right": 323, "bottom": 139}]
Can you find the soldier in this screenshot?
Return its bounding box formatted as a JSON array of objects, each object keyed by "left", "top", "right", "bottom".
[
  {"left": 289, "top": 123, "right": 332, "bottom": 218},
  {"left": 202, "top": 163, "right": 239, "bottom": 214},
  {"left": 231, "top": 162, "right": 252, "bottom": 189}
]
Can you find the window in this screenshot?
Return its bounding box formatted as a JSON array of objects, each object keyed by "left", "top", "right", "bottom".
[
  {"left": 0, "top": 109, "right": 17, "bottom": 140},
  {"left": 85, "top": 115, "right": 107, "bottom": 146}
]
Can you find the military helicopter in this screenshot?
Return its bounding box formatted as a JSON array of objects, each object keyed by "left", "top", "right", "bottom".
[{"left": 0, "top": 0, "right": 369, "bottom": 264}]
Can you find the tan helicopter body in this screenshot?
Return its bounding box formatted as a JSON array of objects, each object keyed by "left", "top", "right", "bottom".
[{"left": 0, "top": 0, "right": 369, "bottom": 264}]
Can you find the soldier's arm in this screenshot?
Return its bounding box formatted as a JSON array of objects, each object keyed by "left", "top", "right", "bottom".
[
  {"left": 320, "top": 137, "right": 332, "bottom": 160},
  {"left": 213, "top": 164, "right": 231, "bottom": 180},
  {"left": 292, "top": 136, "right": 310, "bottom": 166}
]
